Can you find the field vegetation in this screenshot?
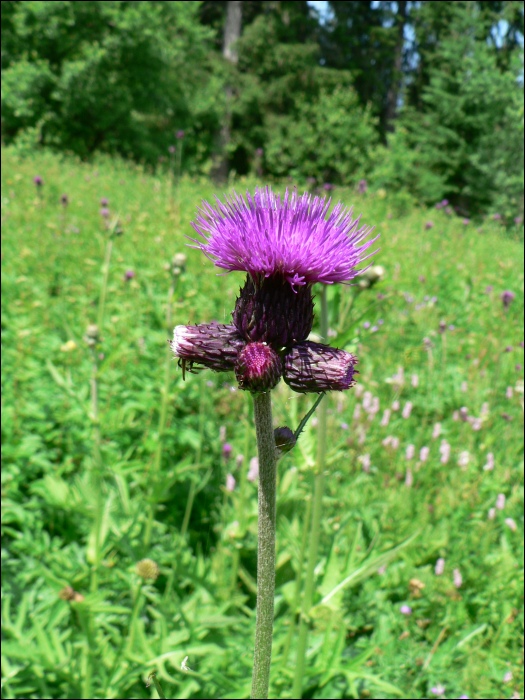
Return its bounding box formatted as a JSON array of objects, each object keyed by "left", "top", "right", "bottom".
[{"left": 1, "top": 147, "right": 523, "bottom": 699}]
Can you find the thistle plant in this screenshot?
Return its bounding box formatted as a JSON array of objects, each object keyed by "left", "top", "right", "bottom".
[{"left": 171, "top": 186, "right": 378, "bottom": 698}]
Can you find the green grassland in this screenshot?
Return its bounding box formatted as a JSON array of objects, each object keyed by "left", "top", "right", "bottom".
[{"left": 1, "top": 147, "right": 523, "bottom": 700}]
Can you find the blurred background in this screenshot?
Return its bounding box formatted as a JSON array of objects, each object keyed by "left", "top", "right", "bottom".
[{"left": 1, "top": 0, "right": 524, "bottom": 220}]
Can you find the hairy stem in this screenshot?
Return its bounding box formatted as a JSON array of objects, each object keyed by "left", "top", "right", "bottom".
[
  {"left": 292, "top": 286, "right": 329, "bottom": 698},
  {"left": 250, "top": 391, "right": 277, "bottom": 699}
]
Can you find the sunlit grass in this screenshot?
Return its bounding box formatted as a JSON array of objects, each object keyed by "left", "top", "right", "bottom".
[{"left": 1, "top": 146, "right": 523, "bottom": 700}]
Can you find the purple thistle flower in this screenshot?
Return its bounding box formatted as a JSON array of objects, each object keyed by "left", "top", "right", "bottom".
[
  {"left": 501, "top": 290, "right": 515, "bottom": 310},
  {"left": 400, "top": 605, "right": 412, "bottom": 615},
  {"left": 363, "top": 321, "right": 371, "bottom": 329},
  {"left": 168, "top": 145, "right": 176, "bottom": 154},
  {"left": 442, "top": 199, "right": 449, "bottom": 207},
  {"left": 34, "top": 176, "right": 43, "bottom": 187},
  {"left": 173, "top": 187, "right": 375, "bottom": 393},
  {"left": 493, "top": 213, "right": 502, "bottom": 220},
  {"left": 255, "top": 147, "right": 264, "bottom": 157},
  {"left": 61, "top": 193, "right": 69, "bottom": 206},
  {"left": 124, "top": 270, "right": 135, "bottom": 280},
  {"left": 176, "top": 130, "right": 185, "bottom": 139},
  {"left": 425, "top": 221, "right": 434, "bottom": 229},
  {"left": 514, "top": 216, "right": 523, "bottom": 225},
  {"left": 462, "top": 218, "right": 470, "bottom": 225},
  {"left": 223, "top": 443, "right": 233, "bottom": 459},
  {"left": 190, "top": 187, "right": 377, "bottom": 289},
  {"left": 100, "top": 207, "right": 110, "bottom": 218},
  {"left": 100, "top": 197, "right": 109, "bottom": 206}
]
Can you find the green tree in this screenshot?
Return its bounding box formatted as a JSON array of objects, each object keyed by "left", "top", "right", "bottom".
[
  {"left": 371, "top": 1, "right": 524, "bottom": 217},
  {"left": 1, "top": 1, "right": 219, "bottom": 165}
]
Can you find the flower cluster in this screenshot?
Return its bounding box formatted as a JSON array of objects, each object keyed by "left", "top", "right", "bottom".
[{"left": 171, "top": 187, "right": 378, "bottom": 393}]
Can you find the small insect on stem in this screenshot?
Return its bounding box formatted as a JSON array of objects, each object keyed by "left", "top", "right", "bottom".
[{"left": 146, "top": 670, "right": 166, "bottom": 699}]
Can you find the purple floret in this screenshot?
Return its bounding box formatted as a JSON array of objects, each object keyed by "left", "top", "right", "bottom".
[{"left": 189, "top": 187, "right": 378, "bottom": 288}]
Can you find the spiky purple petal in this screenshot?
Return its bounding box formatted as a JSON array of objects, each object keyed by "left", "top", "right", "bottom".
[{"left": 190, "top": 187, "right": 378, "bottom": 287}]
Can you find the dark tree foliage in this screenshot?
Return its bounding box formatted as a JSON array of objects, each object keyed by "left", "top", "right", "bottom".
[
  {"left": 1, "top": 0, "right": 522, "bottom": 217},
  {"left": 1, "top": 1, "right": 218, "bottom": 164},
  {"left": 320, "top": 1, "right": 410, "bottom": 140}
]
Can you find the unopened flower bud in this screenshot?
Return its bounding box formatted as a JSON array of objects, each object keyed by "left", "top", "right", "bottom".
[
  {"left": 136, "top": 558, "right": 160, "bottom": 580},
  {"left": 283, "top": 341, "right": 358, "bottom": 393},
  {"left": 172, "top": 253, "right": 187, "bottom": 276},
  {"left": 85, "top": 324, "right": 100, "bottom": 346},
  {"left": 274, "top": 426, "right": 296, "bottom": 455},
  {"left": 235, "top": 342, "right": 283, "bottom": 392},
  {"left": 171, "top": 323, "right": 245, "bottom": 375}
]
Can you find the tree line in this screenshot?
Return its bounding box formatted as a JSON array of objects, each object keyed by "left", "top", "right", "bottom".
[{"left": 1, "top": 0, "right": 523, "bottom": 218}]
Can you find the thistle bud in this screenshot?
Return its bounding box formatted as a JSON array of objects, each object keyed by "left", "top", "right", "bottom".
[
  {"left": 235, "top": 342, "right": 283, "bottom": 392},
  {"left": 172, "top": 253, "right": 187, "bottom": 276},
  {"left": 85, "top": 324, "right": 100, "bottom": 346},
  {"left": 171, "top": 323, "right": 244, "bottom": 374},
  {"left": 283, "top": 341, "right": 358, "bottom": 393},
  {"left": 274, "top": 426, "right": 296, "bottom": 454}
]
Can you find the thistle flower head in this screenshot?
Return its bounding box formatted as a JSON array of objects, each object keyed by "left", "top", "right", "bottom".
[
  {"left": 173, "top": 186, "right": 376, "bottom": 396},
  {"left": 190, "top": 187, "right": 377, "bottom": 288}
]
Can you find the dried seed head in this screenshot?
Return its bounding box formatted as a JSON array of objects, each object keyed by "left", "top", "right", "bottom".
[{"left": 136, "top": 559, "right": 160, "bottom": 580}]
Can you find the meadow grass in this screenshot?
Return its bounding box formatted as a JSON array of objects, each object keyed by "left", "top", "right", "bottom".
[{"left": 1, "top": 146, "right": 523, "bottom": 700}]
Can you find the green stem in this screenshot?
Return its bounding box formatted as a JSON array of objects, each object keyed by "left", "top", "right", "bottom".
[
  {"left": 292, "top": 286, "right": 329, "bottom": 698},
  {"left": 125, "top": 583, "right": 144, "bottom": 654},
  {"left": 89, "top": 345, "right": 103, "bottom": 593},
  {"left": 97, "top": 237, "right": 113, "bottom": 330},
  {"left": 250, "top": 391, "right": 277, "bottom": 700},
  {"left": 144, "top": 280, "right": 177, "bottom": 548}
]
